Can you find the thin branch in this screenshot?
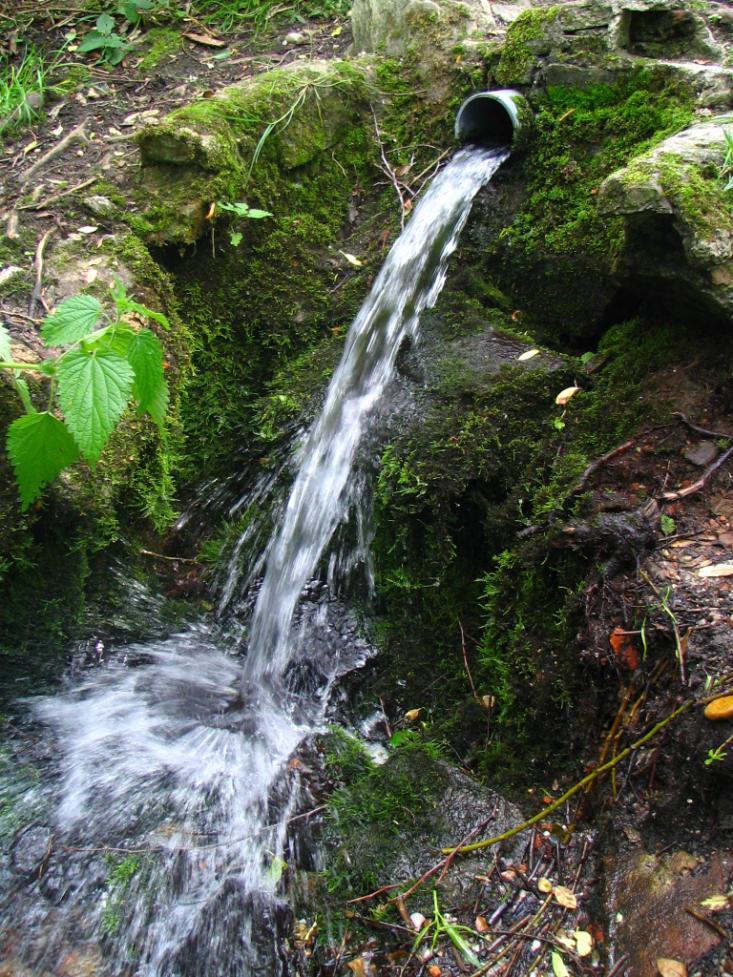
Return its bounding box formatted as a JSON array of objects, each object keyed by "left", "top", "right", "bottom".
[
  {"left": 674, "top": 411, "right": 733, "bottom": 441},
  {"left": 442, "top": 698, "right": 694, "bottom": 856},
  {"left": 28, "top": 228, "right": 55, "bottom": 318},
  {"left": 22, "top": 120, "right": 88, "bottom": 181},
  {"left": 660, "top": 443, "right": 733, "bottom": 502},
  {"left": 371, "top": 106, "right": 406, "bottom": 229},
  {"left": 18, "top": 176, "right": 97, "bottom": 212}
]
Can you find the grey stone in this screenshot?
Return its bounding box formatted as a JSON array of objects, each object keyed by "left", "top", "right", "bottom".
[
  {"left": 684, "top": 441, "right": 718, "bottom": 467},
  {"left": 10, "top": 824, "right": 52, "bottom": 878},
  {"left": 83, "top": 195, "right": 114, "bottom": 217}
]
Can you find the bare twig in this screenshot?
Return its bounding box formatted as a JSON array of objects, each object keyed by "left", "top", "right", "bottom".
[
  {"left": 443, "top": 698, "right": 694, "bottom": 856},
  {"left": 22, "top": 120, "right": 88, "bottom": 181},
  {"left": 685, "top": 905, "right": 729, "bottom": 941},
  {"left": 18, "top": 176, "right": 98, "bottom": 212},
  {"left": 572, "top": 439, "right": 636, "bottom": 494},
  {"left": 28, "top": 228, "right": 55, "bottom": 318},
  {"left": 460, "top": 620, "right": 479, "bottom": 701},
  {"left": 140, "top": 549, "right": 201, "bottom": 565},
  {"left": 660, "top": 443, "right": 733, "bottom": 502},
  {"left": 371, "top": 106, "right": 406, "bottom": 229},
  {"left": 674, "top": 411, "right": 733, "bottom": 441}
]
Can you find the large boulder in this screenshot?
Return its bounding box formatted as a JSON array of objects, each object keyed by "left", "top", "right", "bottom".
[{"left": 599, "top": 120, "right": 733, "bottom": 319}]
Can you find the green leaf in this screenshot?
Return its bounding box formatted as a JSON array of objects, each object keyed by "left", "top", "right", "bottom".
[
  {"left": 247, "top": 209, "right": 273, "bottom": 219},
  {"left": 78, "top": 31, "right": 110, "bottom": 52},
  {"left": 58, "top": 348, "right": 134, "bottom": 464},
  {"left": 41, "top": 295, "right": 102, "bottom": 347},
  {"left": 14, "top": 377, "right": 35, "bottom": 414},
  {"left": 0, "top": 323, "right": 12, "bottom": 362},
  {"left": 7, "top": 412, "right": 80, "bottom": 510},
  {"left": 96, "top": 12, "right": 116, "bottom": 33},
  {"left": 229, "top": 230, "right": 243, "bottom": 248},
  {"left": 116, "top": 296, "right": 170, "bottom": 330},
  {"left": 551, "top": 951, "right": 570, "bottom": 977},
  {"left": 126, "top": 329, "right": 168, "bottom": 427}
]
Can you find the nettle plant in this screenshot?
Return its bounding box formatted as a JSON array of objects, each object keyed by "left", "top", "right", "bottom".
[{"left": 0, "top": 282, "right": 169, "bottom": 510}]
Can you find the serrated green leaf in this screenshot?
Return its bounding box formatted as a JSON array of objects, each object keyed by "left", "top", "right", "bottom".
[
  {"left": 0, "top": 323, "right": 11, "bottom": 363},
  {"left": 126, "top": 329, "right": 168, "bottom": 427},
  {"left": 58, "top": 348, "right": 134, "bottom": 464},
  {"left": 78, "top": 31, "right": 109, "bottom": 52},
  {"left": 14, "top": 377, "right": 35, "bottom": 414},
  {"left": 96, "top": 12, "right": 116, "bottom": 33},
  {"left": 42, "top": 295, "right": 102, "bottom": 347},
  {"left": 7, "top": 412, "right": 80, "bottom": 510}
]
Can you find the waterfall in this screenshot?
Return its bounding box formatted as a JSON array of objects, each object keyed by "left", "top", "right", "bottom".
[
  {"left": 245, "top": 145, "right": 509, "bottom": 683},
  {"left": 1, "top": 145, "right": 508, "bottom": 977}
]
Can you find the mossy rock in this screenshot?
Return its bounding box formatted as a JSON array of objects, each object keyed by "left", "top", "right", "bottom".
[
  {"left": 599, "top": 120, "right": 733, "bottom": 318},
  {"left": 135, "top": 59, "right": 371, "bottom": 245}
]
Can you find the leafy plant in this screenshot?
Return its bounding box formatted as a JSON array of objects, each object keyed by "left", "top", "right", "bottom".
[
  {"left": 705, "top": 745, "right": 727, "bottom": 766},
  {"left": 0, "top": 282, "right": 169, "bottom": 510},
  {"left": 412, "top": 890, "right": 481, "bottom": 969},
  {"left": 216, "top": 200, "right": 272, "bottom": 247},
  {"left": 78, "top": 13, "right": 131, "bottom": 65}
]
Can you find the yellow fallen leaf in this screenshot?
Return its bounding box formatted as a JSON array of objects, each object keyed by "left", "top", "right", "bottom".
[
  {"left": 657, "top": 960, "right": 687, "bottom": 977},
  {"left": 698, "top": 563, "right": 733, "bottom": 577},
  {"left": 574, "top": 930, "right": 593, "bottom": 956},
  {"left": 404, "top": 708, "right": 422, "bottom": 722},
  {"left": 556, "top": 934, "right": 575, "bottom": 950},
  {"left": 479, "top": 694, "right": 495, "bottom": 709},
  {"left": 475, "top": 915, "right": 489, "bottom": 932},
  {"left": 555, "top": 386, "right": 581, "bottom": 406},
  {"left": 518, "top": 348, "right": 540, "bottom": 361},
  {"left": 339, "top": 250, "right": 363, "bottom": 268},
  {"left": 538, "top": 877, "right": 553, "bottom": 893},
  {"left": 553, "top": 885, "right": 578, "bottom": 909}
]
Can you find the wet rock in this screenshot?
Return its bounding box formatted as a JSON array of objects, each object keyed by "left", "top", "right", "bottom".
[
  {"left": 605, "top": 849, "right": 733, "bottom": 977},
  {"left": 284, "top": 31, "right": 308, "bottom": 45},
  {"left": 57, "top": 947, "right": 102, "bottom": 977},
  {"left": 684, "top": 441, "right": 718, "bottom": 467},
  {"left": 10, "top": 825, "right": 52, "bottom": 879}
]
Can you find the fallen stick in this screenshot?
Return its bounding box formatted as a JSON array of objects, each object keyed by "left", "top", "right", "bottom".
[
  {"left": 22, "top": 120, "right": 88, "bottom": 181},
  {"left": 28, "top": 227, "right": 55, "bottom": 318},
  {"left": 673, "top": 411, "right": 733, "bottom": 441},
  {"left": 18, "top": 176, "right": 97, "bottom": 211},
  {"left": 442, "top": 697, "right": 694, "bottom": 856},
  {"left": 660, "top": 443, "right": 733, "bottom": 502}
]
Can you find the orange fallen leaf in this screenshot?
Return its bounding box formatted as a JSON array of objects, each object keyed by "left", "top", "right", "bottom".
[
  {"left": 704, "top": 695, "right": 733, "bottom": 721},
  {"left": 475, "top": 915, "right": 490, "bottom": 932}
]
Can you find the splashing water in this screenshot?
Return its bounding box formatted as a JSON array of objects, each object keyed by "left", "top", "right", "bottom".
[{"left": 1, "top": 146, "right": 508, "bottom": 977}]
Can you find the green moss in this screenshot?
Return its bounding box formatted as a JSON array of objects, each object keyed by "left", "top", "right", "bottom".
[
  {"left": 324, "top": 736, "right": 446, "bottom": 897},
  {"left": 138, "top": 27, "right": 182, "bottom": 71},
  {"left": 494, "top": 6, "right": 559, "bottom": 87}
]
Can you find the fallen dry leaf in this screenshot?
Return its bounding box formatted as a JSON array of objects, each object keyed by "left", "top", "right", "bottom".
[
  {"left": 410, "top": 912, "right": 427, "bottom": 931},
  {"left": 475, "top": 915, "right": 489, "bottom": 933},
  {"left": 404, "top": 708, "right": 422, "bottom": 722},
  {"left": 538, "top": 877, "right": 553, "bottom": 893},
  {"left": 656, "top": 959, "right": 687, "bottom": 977},
  {"left": 183, "top": 31, "right": 226, "bottom": 47},
  {"left": 574, "top": 930, "right": 593, "bottom": 957},
  {"left": 553, "top": 885, "right": 578, "bottom": 910},
  {"left": 700, "top": 893, "right": 730, "bottom": 911},
  {"left": 518, "top": 348, "right": 540, "bottom": 361},
  {"left": 555, "top": 385, "right": 580, "bottom": 406},
  {"left": 699, "top": 563, "right": 733, "bottom": 577}
]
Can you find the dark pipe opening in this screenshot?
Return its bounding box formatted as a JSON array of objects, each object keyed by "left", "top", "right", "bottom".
[{"left": 457, "top": 97, "right": 514, "bottom": 148}]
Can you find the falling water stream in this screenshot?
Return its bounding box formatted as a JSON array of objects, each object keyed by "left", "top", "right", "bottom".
[{"left": 1, "top": 146, "right": 508, "bottom": 977}]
